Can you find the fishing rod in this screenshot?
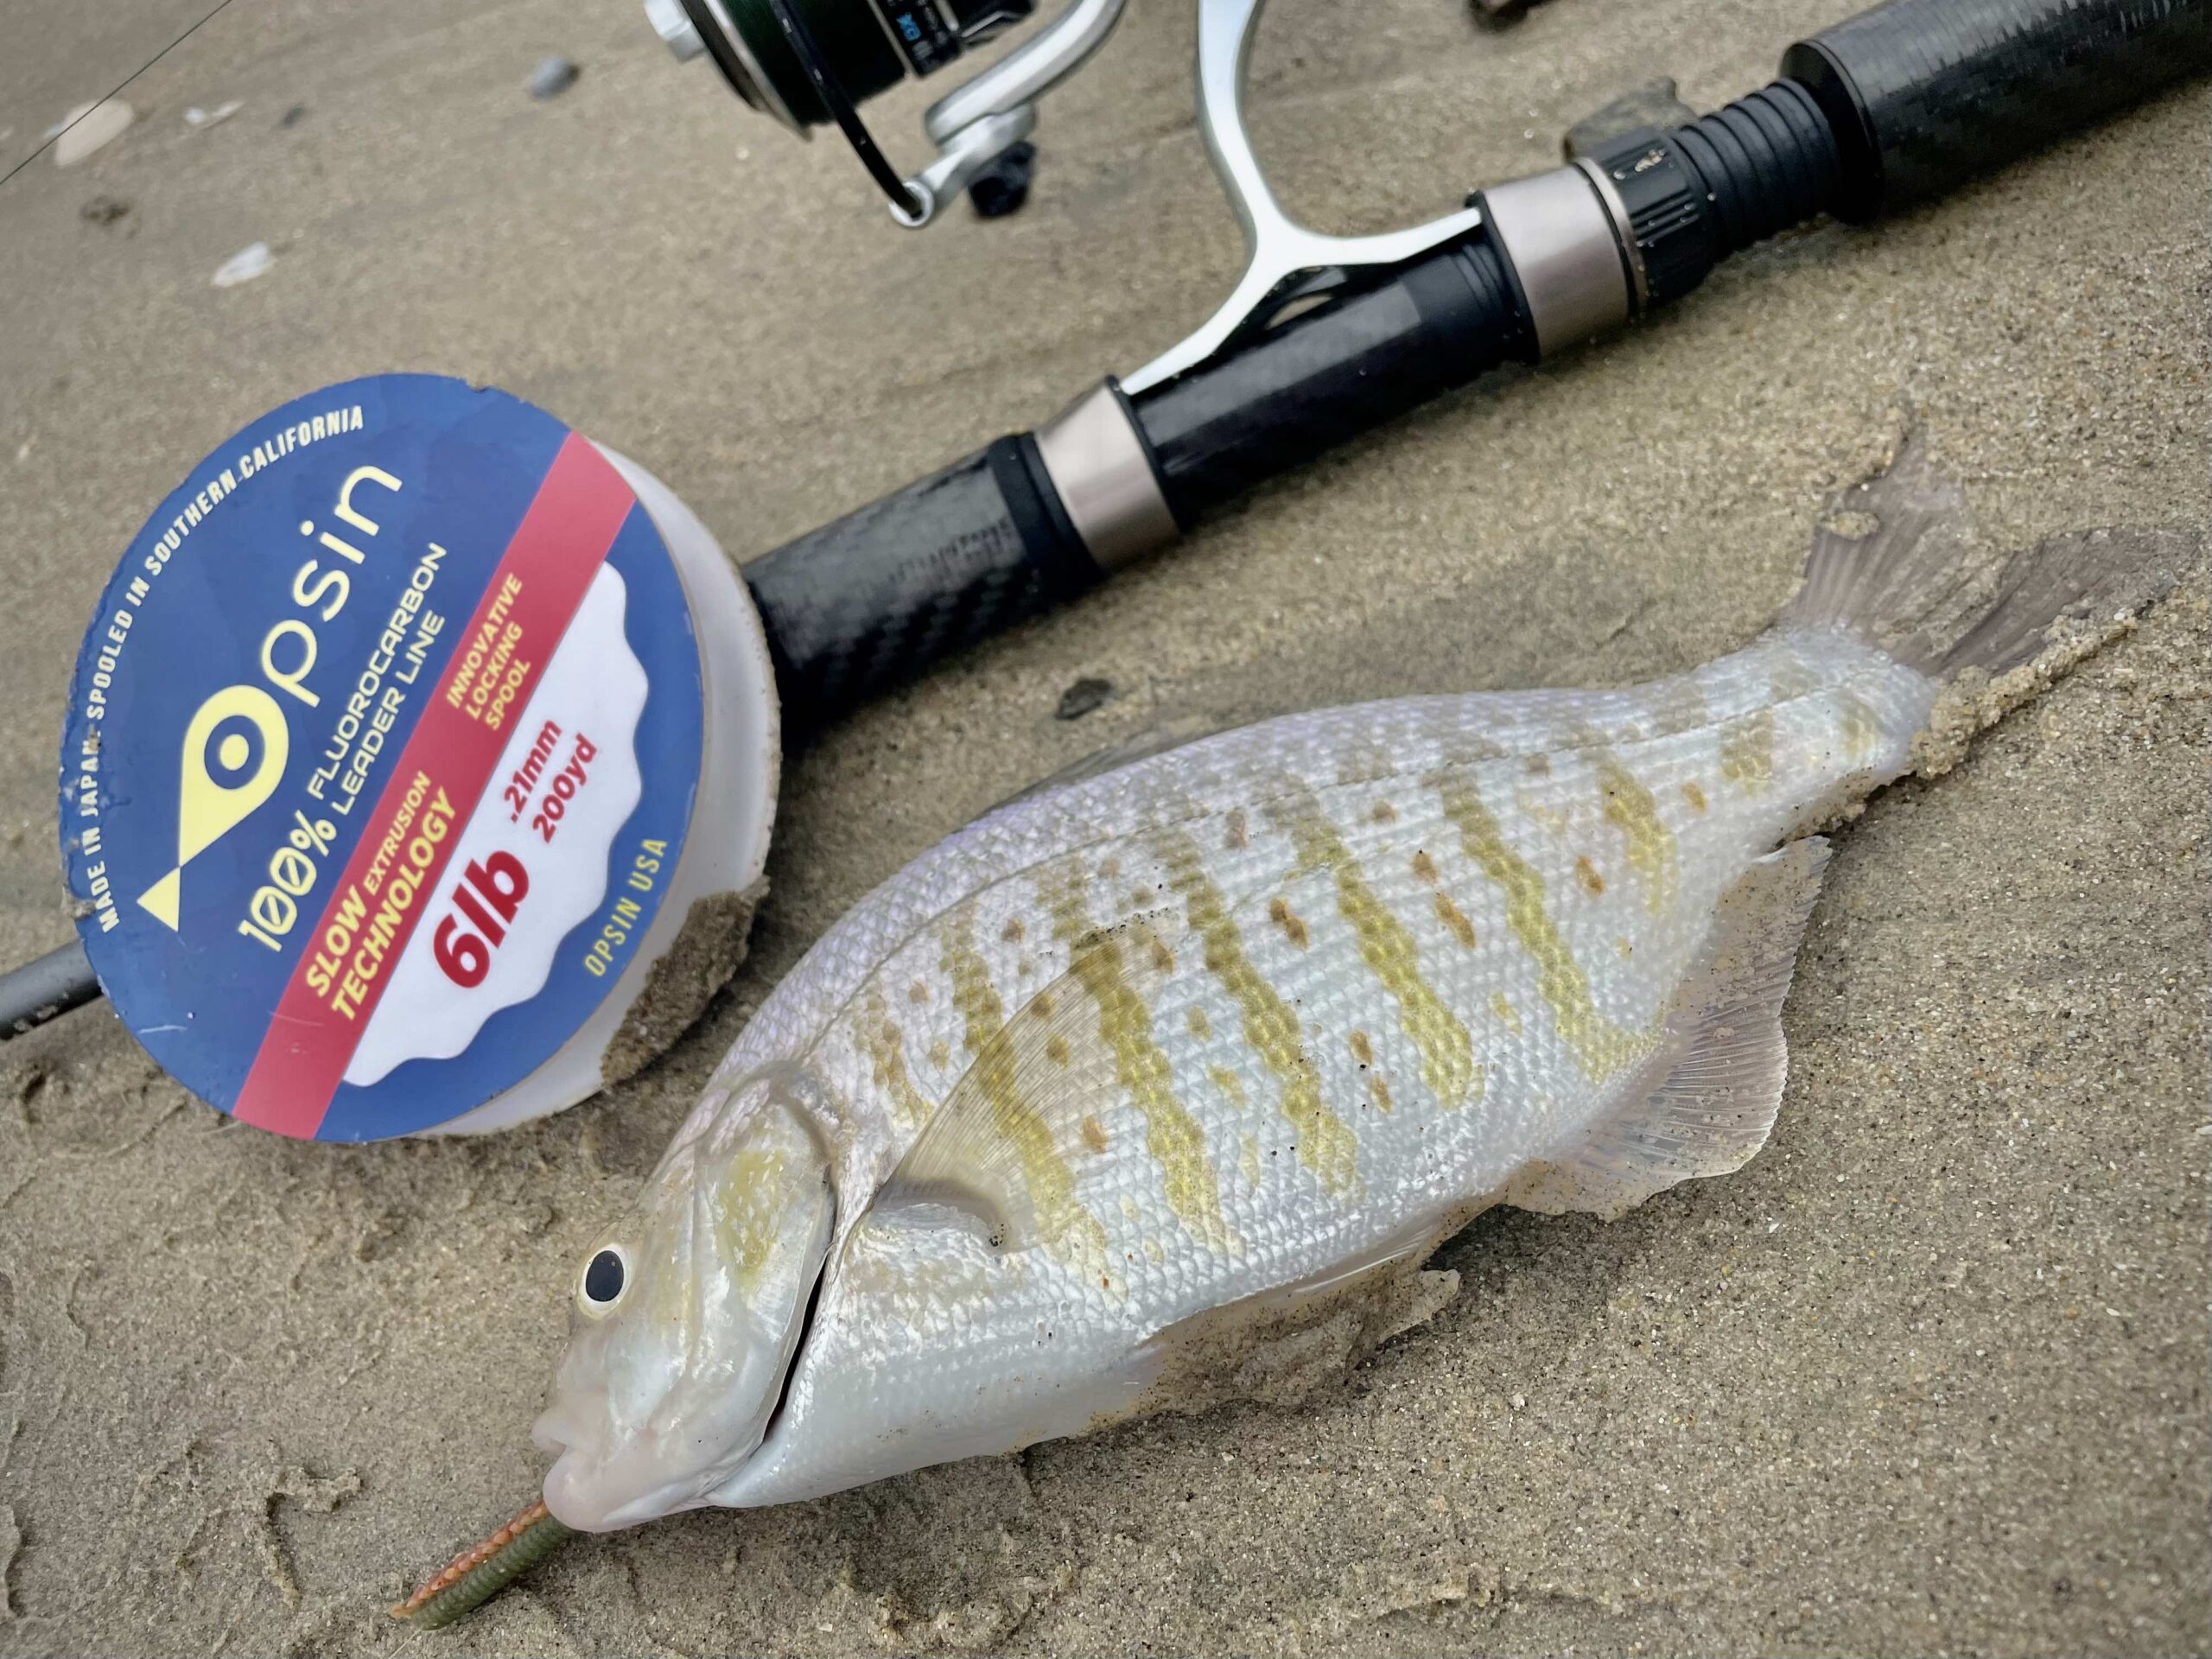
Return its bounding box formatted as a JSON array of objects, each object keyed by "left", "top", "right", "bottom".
[
  {"left": 717, "top": 0, "right": 2212, "bottom": 730},
  {"left": 6, "top": 0, "right": 2207, "bottom": 1073}
]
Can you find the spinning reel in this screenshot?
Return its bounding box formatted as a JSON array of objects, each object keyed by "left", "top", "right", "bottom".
[
  {"left": 647, "top": 0, "right": 1499, "bottom": 399},
  {"left": 646, "top": 0, "right": 1125, "bottom": 224}
]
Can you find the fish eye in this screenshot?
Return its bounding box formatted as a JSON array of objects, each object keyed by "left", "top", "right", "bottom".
[{"left": 579, "top": 1246, "right": 627, "bottom": 1314}]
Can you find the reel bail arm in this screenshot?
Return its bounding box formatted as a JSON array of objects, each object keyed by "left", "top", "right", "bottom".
[{"left": 1120, "top": 0, "right": 1486, "bottom": 394}]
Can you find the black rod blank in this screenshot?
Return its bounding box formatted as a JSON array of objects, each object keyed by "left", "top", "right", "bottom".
[{"left": 0, "top": 940, "right": 100, "bottom": 1041}]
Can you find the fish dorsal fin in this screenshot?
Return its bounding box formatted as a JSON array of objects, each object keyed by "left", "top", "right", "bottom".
[
  {"left": 1507, "top": 837, "right": 1832, "bottom": 1221},
  {"left": 871, "top": 909, "right": 1192, "bottom": 1255}
]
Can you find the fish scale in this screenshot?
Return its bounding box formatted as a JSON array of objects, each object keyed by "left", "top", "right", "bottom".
[{"left": 533, "top": 447, "right": 2160, "bottom": 1532}]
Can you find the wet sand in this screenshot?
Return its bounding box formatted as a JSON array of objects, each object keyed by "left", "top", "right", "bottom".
[{"left": 0, "top": 0, "right": 2203, "bottom": 1652}]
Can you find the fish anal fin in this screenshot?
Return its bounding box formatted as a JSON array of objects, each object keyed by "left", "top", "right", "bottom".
[{"left": 1508, "top": 837, "right": 1831, "bottom": 1222}]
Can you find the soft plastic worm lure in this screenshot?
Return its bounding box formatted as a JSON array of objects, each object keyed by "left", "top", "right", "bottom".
[{"left": 391, "top": 1500, "right": 575, "bottom": 1629}]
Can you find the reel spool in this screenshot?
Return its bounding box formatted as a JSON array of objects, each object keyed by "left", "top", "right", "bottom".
[{"left": 646, "top": 0, "right": 1128, "bottom": 224}]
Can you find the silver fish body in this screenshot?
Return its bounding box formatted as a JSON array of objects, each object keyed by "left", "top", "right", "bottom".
[
  {"left": 534, "top": 441, "right": 2152, "bottom": 1532},
  {"left": 698, "top": 628, "right": 1922, "bottom": 1507}
]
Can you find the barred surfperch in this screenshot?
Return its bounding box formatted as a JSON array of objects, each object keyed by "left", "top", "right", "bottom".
[{"left": 528, "top": 434, "right": 2172, "bottom": 1531}]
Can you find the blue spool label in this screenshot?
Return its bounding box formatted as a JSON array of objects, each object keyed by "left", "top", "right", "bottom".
[{"left": 59, "top": 375, "right": 705, "bottom": 1141}]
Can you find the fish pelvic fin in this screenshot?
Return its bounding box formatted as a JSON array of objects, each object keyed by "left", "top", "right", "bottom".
[
  {"left": 1774, "top": 424, "right": 2193, "bottom": 778},
  {"left": 1504, "top": 837, "right": 1829, "bottom": 1222}
]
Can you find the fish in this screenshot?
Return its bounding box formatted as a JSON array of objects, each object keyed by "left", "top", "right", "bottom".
[{"left": 528, "top": 435, "right": 2169, "bottom": 1535}]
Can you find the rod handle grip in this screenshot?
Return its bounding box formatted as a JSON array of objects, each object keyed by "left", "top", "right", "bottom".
[
  {"left": 741, "top": 436, "right": 1098, "bottom": 734},
  {"left": 1785, "top": 0, "right": 2212, "bottom": 219}
]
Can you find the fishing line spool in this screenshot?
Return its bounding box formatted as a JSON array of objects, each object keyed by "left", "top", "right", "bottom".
[{"left": 57, "top": 378, "right": 779, "bottom": 1141}]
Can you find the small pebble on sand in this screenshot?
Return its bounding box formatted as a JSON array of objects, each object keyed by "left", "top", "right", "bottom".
[
  {"left": 1056, "top": 677, "right": 1115, "bottom": 720},
  {"left": 53, "top": 99, "right": 133, "bottom": 168},
  {"left": 530, "top": 57, "right": 580, "bottom": 99},
  {"left": 212, "top": 243, "right": 274, "bottom": 288}
]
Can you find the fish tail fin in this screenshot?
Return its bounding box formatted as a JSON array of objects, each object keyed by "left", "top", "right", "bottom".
[{"left": 1777, "top": 427, "right": 2186, "bottom": 774}]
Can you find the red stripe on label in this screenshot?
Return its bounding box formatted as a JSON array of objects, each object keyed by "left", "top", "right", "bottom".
[{"left": 231, "top": 434, "right": 634, "bottom": 1138}]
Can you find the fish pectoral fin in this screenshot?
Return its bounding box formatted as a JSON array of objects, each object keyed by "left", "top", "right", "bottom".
[
  {"left": 871, "top": 1083, "right": 1052, "bottom": 1254},
  {"left": 1507, "top": 837, "right": 1832, "bottom": 1222},
  {"left": 871, "top": 949, "right": 1146, "bottom": 1255}
]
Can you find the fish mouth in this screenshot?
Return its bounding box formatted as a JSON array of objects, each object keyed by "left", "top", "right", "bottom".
[
  {"left": 534, "top": 1255, "right": 833, "bottom": 1531},
  {"left": 531, "top": 1389, "right": 711, "bottom": 1532},
  {"left": 534, "top": 1077, "right": 841, "bottom": 1532},
  {"left": 539, "top": 1440, "right": 715, "bottom": 1533},
  {"left": 534, "top": 1386, "right": 741, "bottom": 1533}
]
